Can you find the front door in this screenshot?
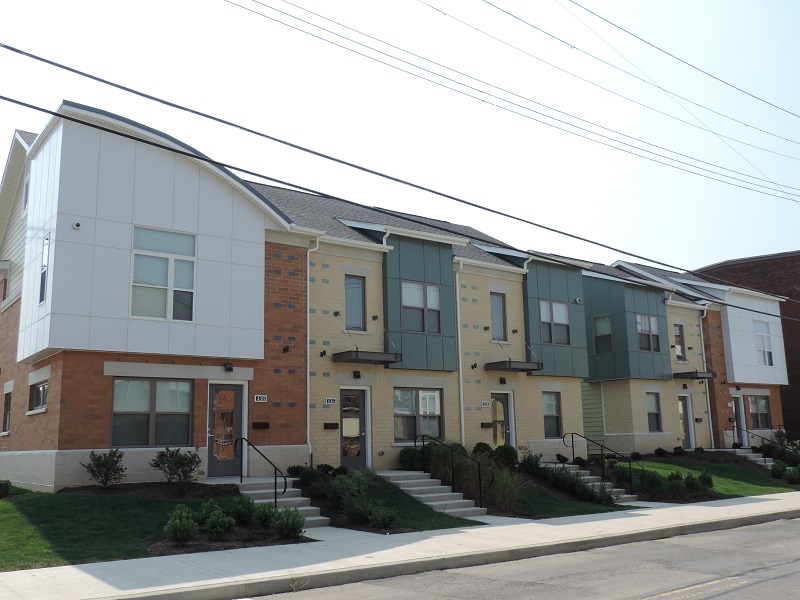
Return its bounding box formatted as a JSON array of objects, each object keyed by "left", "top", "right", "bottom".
[
  {"left": 207, "top": 384, "right": 243, "bottom": 477},
  {"left": 341, "top": 389, "right": 367, "bottom": 469},
  {"left": 491, "top": 393, "right": 511, "bottom": 447},
  {"left": 678, "top": 395, "right": 694, "bottom": 449},
  {"left": 732, "top": 395, "right": 747, "bottom": 446}
]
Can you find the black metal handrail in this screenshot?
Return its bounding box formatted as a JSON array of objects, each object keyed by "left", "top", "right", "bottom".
[
  {"left": 414, "top": 435, "right": 494, "bottom": 508},
  {"left": 724, "top": 425, "right": 800, "bottom": 465},
  {"left": 233, "top": 437, "right": 287, "bottom": 505},
  {"left": 562, "top": 432, "right": 643, "bottom": 494}
]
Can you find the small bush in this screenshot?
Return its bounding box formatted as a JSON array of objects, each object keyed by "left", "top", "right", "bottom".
[
  {"left": 163, "top": 504, "right": 198, "bottom": 545},
  {"left": 274, "top": 507, "right": 305, "bottom": 539},
  {"left": 771, "top": 460, "right": 788, "bottom": 479},
  {"left": 693, "top": 447, "right": 705, "bottom": 456},
  {"left": 332, "top": 465, "right": 348, "bottom": 478},
  {"left": 327, "top": 469, "right": 376, "bottom": 508},
  {"left": 316, "top": 463, "right": 334, "bottom": 476},
  {"left": 472, "top": 442, "right": 493, "bottom": 455},
  {"left": 197, "top": 499, "right": 222, "bottom": 526},
  {"left": 399, "top": 447, "right": 418, "bottom": 470},
  {"left": 229, "top": 495, "right": 255, "bottom": 526},
  {"left": 750, "top": 445, "right": 761, "bottom": 453},
  {"left": 612, "top": 465, "right": 630, "bottom": 487},
  {"left": 606, "top": 458, "right": 618, "bottom": 470},
  {"left": 654, "top": 447, "right": 668, "bottom": 457},
  {"left": 555, "top": 453, "right": 569, "bottom": 464},
  {"left": 518, "top": 449, "right": 544, "bottom": 477},
  {"left": 638, "top": 470, "right": 664, "bottom": 495},
  {"left": 0, "top": 480, "right": 11, "bottom": 498},
  {"left": 417, "top": 443, "right": 434, "bottom": 471},
  {"left": 298, "top": 466, "right": 323, "bottom": 487},
  {"left": 205, "top": 508, "right": 236, "bottom": 539},
  {"left": 368, "top": 504, "right": 399, "bottom": 529},
  {"left": 572, "top": 456, "right": 588, "bottom": 468},
  {"left": 667, "top": 471, "right": 684, "bottom": 482},
  {"left": 666, "top": 478, "right": 686, "bottom": 498},
  {"left": 492, "top": 445, "right": 519, "bottom": 469},
  {"left": 673, "top": 446, "right": 686, "bottom": 456},
  {"left": 683, "top": 473, "right": 702, "bottom": 496},
  {"left": 150, "top": 447, "right": 204, "bottom": 490},
  {"left": 699, "top": 471, "right": 714, "bottom": 489},
  {"left": 629, "top": 452, "right": 642, "bottom": 461},
  {"left": 488, "top": 467, "right": 526, "bottom": 513},
  {"left": 784, "top": 466, "right": 800, "bottom": 485},
  {"left": 286, "top": 465, "right": 305, "bottom": 477},
  {"left": 732, "top": 442, "right": 743, "bottom": 450},
  {"left": 342, "top": 495, "right": 373, "bottom": 525},
  {"left": 253, "top": 502, "right": 277, "bottom": 531},
  {"left": 80, "top": 449, "right": 127, "bottom": 488}
]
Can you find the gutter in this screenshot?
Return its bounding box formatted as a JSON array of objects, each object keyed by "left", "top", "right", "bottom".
[
  {"left": 699, "top": 304, "right": 715, "bottom": 448},
  {"left": 306, "top": 236, "right": 320, "bottom": 461},
  {"left": 455, "top": 259, "right": 466, "bottom": 446}
]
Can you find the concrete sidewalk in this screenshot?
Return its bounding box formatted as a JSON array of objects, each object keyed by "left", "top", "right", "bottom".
[{"left": 3, "top": 493, "right": 800, "bottom": 600}]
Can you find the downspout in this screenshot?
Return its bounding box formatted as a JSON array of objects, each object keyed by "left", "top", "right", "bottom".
[
  {"left": 306, "top": 236, "right": 320, "bottom": 462},
  {"left": 519, "top": 255, "right": 533, "bottom": 450},
  {"left": 699, "top": 304, "right": 715, "bottom": 448},
  {"left": 456, "top": 259, "right": 466, "bottom": 445}
]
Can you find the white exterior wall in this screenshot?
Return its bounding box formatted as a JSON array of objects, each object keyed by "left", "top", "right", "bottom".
[
  {"left": 18, "top": 120, "right": 268, "bottom": 362},
  {"left": 720, "top": 291, "right": 788, "bottom": 385}
]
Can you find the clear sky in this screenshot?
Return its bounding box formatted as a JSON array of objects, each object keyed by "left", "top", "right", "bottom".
[{"left": 2, "top": 0, "right": 798, "bottom": 270}]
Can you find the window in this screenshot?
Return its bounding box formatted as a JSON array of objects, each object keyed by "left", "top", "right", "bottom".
[
  {"left": 2, "top": 277, "right": 7, "bottom": 301},
  {"left": 647, "top": 392, "right": 661, "bottom": 432},
  {"left": 131, "top": 227, "right": 195, "bottom": 321},
  {"left": 393, "top": 388, "right": 441, "bottom": 441},
  {"left": 542, "top": 391, "right": 562, "bottom": 438},
  {"left": 401, "top": 281, "right": 440, "bottom": 334},
  {"left": 29, "top": 381, "right": 47, "bottom": 411},
  {"left": 637, "top": 314, "right": 660, "bottom": 352},
  {"left": 594, "top": 316, "right": 612, "bottom": 354},
  {"left": 754, "top": 321, "right": 774, "bottom": 366},
  {"left": 39, "top": 235, "right": 49, "bottom": 305},
  {"left": 2, "top": 393, "right": 10, "bottom": 433},
  {"left": 490, "top": 293, "right": 506, "bottom": 341},
  {"left": 344, "top": 276, "right": 365, "bottom": 331},
  {"left": 749, "top": 395, "right": 771, "bottom": 429},
  {"left": 540, "top": 300, "right": 570, "bottom": 345},
  {"left": 112, "top": 379, "right": 193, "bottom": 446},
  {"left": 673, "top": 324, "right": 687, "bottom": 361}
]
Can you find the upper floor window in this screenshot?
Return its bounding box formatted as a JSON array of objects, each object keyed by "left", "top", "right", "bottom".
[
  {"left": 345, "top": 275, "right": 366, "bottom": 331},
  {"left": 39, "top": 236, "right": 49, "bottom": 305},
  {"left": 637, "top": 314, "right": 660, "bottom": 352},
  {"left": 29, "top": 381, "right": 48, "bottom": 411},
  {"left": 754, "top": 321, "right": 774, "bottom": 366},
  {"left": 541, "top": 300, "right": 570, "bottom": 345},
  {"left": 132, "top": 227, "right": 195, "bottom": 321},
  {"left": 646, "top": 392, "right": 662, "bottom": 432},
  {"left": 402, "top": 281, "right": 440, "bottom": 334},
  {"left": 749, "top": 395, "right": 771, "bottom": 429},
  {"left": 594, "top": 316, "right": 612, "bottom": 354},
  {"left": 490, "top": 293, "right": 506, "bottom": 341},
  {"left": 673, "top": 324, "right": 687, "bottom": 361}
]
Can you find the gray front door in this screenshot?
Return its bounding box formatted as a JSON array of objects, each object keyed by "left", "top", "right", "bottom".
[
  {"left": 207, "top": 384, "right": 243, "bottom": 477},
  {"left": 341, "top": 389, "right": 367, "bottom": 469}
]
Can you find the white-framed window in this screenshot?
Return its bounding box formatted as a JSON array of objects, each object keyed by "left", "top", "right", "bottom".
[
  {"left": 112, "top": 378, "right": 193, "bottom": 446},
  {"left": 594, "top": 315, "right": 612, "bottom": 354},
  {"left": 39, "top": 235, "right": 49, "bottom": 305},
  {"left": 540, "top": 300, "right": 570, "bottom": 345},
  {"left": 647, "top": 392, "right": 662, "bottom": 432},
  {"left": 749, "top": 395, "right": 771, "bottom": 429},
  {"left": 673, "top": 324, "right": 687, "bottom": 361},
  {"left": 2, "top": 392, "right": 10, "bottom": 433},
  {"left": 393, "top": 388, "right": 441, "bottom": 441},
  {"left": 490, "top": 292, "right": 506, "bottom": 341},
  {"left": 344, "top": 275, "right": 365, "bottom": 331},
  {"left": 754, "top": 321, "right": 774, "bottom": 366},
  {"left": 401, "top": 281, "right": 440, "bottom": 334},
  {"left": 29, "top": 381, "right": 48, "bottom": 411},
  {"left": 637, "top": 314, "right": 660, "bottom": 352},
  {"left": 131, "top": 227, "right": 195, "bottom": 321},
  {"left": 542, "top": 391, "right": 562, "bottom": 438}
]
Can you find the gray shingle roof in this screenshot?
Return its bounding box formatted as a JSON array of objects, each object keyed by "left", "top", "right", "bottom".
[{"left": 16, "top": 130, "right": 37, "bottom": 146}]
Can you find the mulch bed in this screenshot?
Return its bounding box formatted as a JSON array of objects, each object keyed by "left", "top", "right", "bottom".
[
  {"left": 56, "top": 481, "right": 241, "bottom": 499},
  {"left": 148, "top": 527, "right": 313, "bottom": 556}
]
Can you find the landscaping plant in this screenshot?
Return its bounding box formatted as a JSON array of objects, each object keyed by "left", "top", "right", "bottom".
[
  {"left": 0, "top": 479, "right": 11, "bottom": 498},
  {"left": 273, "top": 507, "right": 305, "bottom": 539},
  {"left": 163, "top": 504, "right": 198, "bottom": 545},
  {"left": 771, "top": 460, "right": 788, "bottom": 479},
  {"left": 253, "top": 502, "right": 278, "bottom": 531},
  {"left": 149, "top": 447, "right": 204, "bottom": 491},
  {"left": 229, "top": 495, "right": 256, "bottom": 526},
  {"left": 80, "top": 449, "right": 127, "bottom": 488},
  {"left": 204, "top": 507, "right": 236, "bottom": 539}
]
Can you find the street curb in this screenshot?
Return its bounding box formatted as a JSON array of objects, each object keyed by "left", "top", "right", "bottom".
[{"left": 99, "top": 508, "right": 800, "bottom": 600}]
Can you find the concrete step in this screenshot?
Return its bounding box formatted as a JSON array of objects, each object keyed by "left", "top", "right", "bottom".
[
  {"left": 377, "top": 470, "right": 431, "bottom": 482},
  {"left": 425, "top": 498, "right": 477, "bottom": 511},
  {"left": 236, "top": 478, "right": 299, "bottom": 492},
  {"left": 394, "top": 478, "right": 443, "bottom": 490},
  {"left": 303, "top": 515, "right": 331, "bottom": 528},
  {"left": 615, "top": 494, "right": 638, "bottom": 503},
  {"left": 381, "top": 470, "right": 484, "bottom": 518},
  {"left": 409, "top": 492, "right": 464, "bottom": 503},
  {"left": 397, "top": 485, "right": 452, "bottom": 496},
  {"left": 241, "top": 487, "right": 303, "bottom": 501},
  {"left": 443, "top": 506, "right": 488, "bottom": 517}
]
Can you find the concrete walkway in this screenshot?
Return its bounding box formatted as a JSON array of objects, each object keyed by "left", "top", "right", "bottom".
[{"left": 3, "top": 492, "right": 800, "bottom": 600}]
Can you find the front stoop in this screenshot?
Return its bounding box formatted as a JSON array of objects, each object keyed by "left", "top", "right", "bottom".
[
  {"left": 542, "top": 463, "right": 638, "bottom": 503},
  {"left": 236, "top": 477, "right": 330, "bottom": 528},
  {"left": 377, "top": 470, "right": 488, "bottom": 518},
  {"left": 711, "top": 448, "right": 774, "bottom": 469}
]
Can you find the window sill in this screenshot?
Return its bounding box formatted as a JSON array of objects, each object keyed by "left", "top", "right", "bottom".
[
  {"left": 26, "top": 407, "right": 47, "bottom": 416},
  {"left": 392, "top": 442, "right": 418, "bottom": 447},
  {"left": 343, "top": 329, "right": 370, "bottom": 335},
  {"left": 0, "top": 431, "right": 8, "bottom": 437},
  {"left": 492, "top": 339, "right": 510, "bottom": 345}
]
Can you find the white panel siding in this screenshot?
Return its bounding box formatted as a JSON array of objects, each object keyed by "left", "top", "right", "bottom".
[
  {"left": 49, "top": 314, "right": 90, "bottom": 349},
  {"left": 50, "top": 241, "right": 93, "bottom": 316},
  {"left": 58, "top": 121, "right": 100, "bottom": 218},
  {"left": 172, "top": 158, "right": 199, "bottom": 232},
  {"left": 196, "top": 324, "right": 231, "bottom": 356},
  {"left": 168, "top": 322, "right": 196, "bottom": 355},
  {"left": 127, "top": 320, "right": 169, "bottom": 353},
  {"left": 96, "top": 130, "right": 135, "bottom": 223},
  {"left": 232, "top": 191, "right": 266, "bottom": 242},
  {"left": 230, "top": 264, "right": 263, "bottom": 329},
  {"left": 230, "top": 327, "right": 262, "bottom": 359},
  {"left": 90, "top": 246, "right": 131, "bottom": 318},
  {"left": 197, "top": 234, "right": 232, "bottom": 263},
  {"left": 94, "top": 220, "right": 132, "bottom": 251},
  {"left": 132, "top": 144, "right": 175, "bottom": 229},
  {"left": 89, "top": 317, "right": 128, "bottom": 350},
  {"left": 195, "top": 260, "right": 232, "bottom": 327},
  {"left": 232, "top": 240, "right": 263, "bottom": 268},
  {"left": 198, "top": 170, "right": 232, "bottom": 237}
]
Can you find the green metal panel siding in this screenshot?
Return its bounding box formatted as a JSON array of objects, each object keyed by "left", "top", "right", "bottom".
[
  {"left": 423, "top": 242, "right": 441, "bottom": 282},
  {"left": 399, "top": 333, "right": 427, "bottom": 370},
  {"left": 398, "top": 237, "right": 425, "bottom": 281},
  {"left": 426, "top": 335, "right": 444, "bottom": 370},
  {"left": 549, "top": 267, "right": 569, "bottom": 300}
]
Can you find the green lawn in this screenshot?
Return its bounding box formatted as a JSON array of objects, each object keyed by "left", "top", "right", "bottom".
[
  {"left": 515, "top": 485, "right": 620, "bottom": 518},
  {"left": 638, "top": 458, "right": 800, "bottom": 497},
  {"left": 365, "top": 481, "right": 480, "bottom": 529}
]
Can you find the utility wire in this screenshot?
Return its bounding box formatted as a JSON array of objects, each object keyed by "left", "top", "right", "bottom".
[
  {"left": 567, "top": 0, "right": 800, "bottom": 120},
  {"left": 4, "top": 93, "right": 798, "bottom": 317},
  {"left": 221, "top": 1, "right": 799, "bottom": 202}
]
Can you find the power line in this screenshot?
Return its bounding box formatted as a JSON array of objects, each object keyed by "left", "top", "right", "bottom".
[
  {"left": 3, "top": 93, "right": 798, "bottom": 314},
  {"left": 567, "top": 0, "right": 800, "bottom": 120}
]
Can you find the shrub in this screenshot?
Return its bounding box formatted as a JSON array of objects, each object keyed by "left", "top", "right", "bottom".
[
  {"left": 731, "top": 442, "right": 743, "bottom": 450},
  {"left": 472, "top": 442, "right": 493, "bottom": 456},
  {"left": 205, "top": 508, "right": 236, "bottom": 539},
  {"left": 0, "top": 480, "right": 11, "bottom": 498},
  {"left": 253, "top": 502, "right": 277, "bottom": 531},
  {"left": 683, "top": 473, "right": 702, "bottom": 496},
  {"left": 699, "top": 471, "right": 714, "bottom": 489},
  {"left": 228, "top": 495, "right": 255, "bottom": 526},
  {"left": 572, "top": 456, "right": 588, "bottom": 468},
  {"left": 332, "top": 465, "right": 348, "bottom": 478},
  {"left": 750, "top": 445, "right": 761, "bottom": 453},
  {"left": 606, "top": 458, "right": 618, "bottom": 470},
  {"left": 555, "top": 453, "right": 569, "bottom": 464},
  {"left": 784, "top": 466, "right": 800, "bottom": 485},
  {"left": 342, "top": 495, "right": 373, "bottom": 525},
  {"left": 629, "top": 452, "right": 642, "bottom": 461},
  {"left": 286, "top": 465, "right": 305, "bottom": 477},
  {"left": 638, "top": 470, "right": 664, "bottom": 495},
  {"left": 673, "top": 446, "right": 686, "bottom": 456},
  {"left": 150, "top": 448, "right": 204, "bottom": 490},
  {"left": 399, "top": 447, "right": 418, "bottom": 470},
  {"left": 693, "top": 447, "right": 705, "bottom": 455},
  {"left": 298, "top": 466, "right": 323, "bottom": 487},
  {"left": 654, "top": 447, "right": 668, "bottom": 457},
  {"left": 80, "top": 449, "right": 127, "bottom": 487},
  {"left": 492, "top": 445, "right": 519, "bottom": 469},
  {"left": 274, "top": 507, "right": 305, "bottom": 539},
  {"left": 771, "top": 459, "right": 788, "bottom": 479},
  {"left": 368, "top": 504, "right": 399, "bottom": 529},
  {"left": 667, "top": 471, "right": 684, "bottom": 482},
  {"left": 197, "top": 499, "right": 222, "bottom": 527},
  {"left": 163, "top": 504, "right": 198, "bottom": 545},
  {"left": 327, "top": 469, "right": 376, "bottom": 509},
  {"left": 666, "top": 478, "right": 686, "bottom": 498},
  {"left": 518, "top": 448, "right": 544, "bottom": 477},
  {"left": 417, "top": 443, "right": 434, "bottom": 471},
  {"left": 543, "top": 465, "right": 615, "bottom": 506},
  {"left": 488, "top": 467, "right": 526, "bottom": 513},
  {"left": 612, "top": 465, "right": 630, "bottom": 488},
  {"left": 316, "top": 463, "right": 335, "bottom": 476}
]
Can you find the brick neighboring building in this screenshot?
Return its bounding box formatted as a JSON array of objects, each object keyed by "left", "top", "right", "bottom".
[{"left": 696, "top": 252, "right": 800, "bottom": 432}]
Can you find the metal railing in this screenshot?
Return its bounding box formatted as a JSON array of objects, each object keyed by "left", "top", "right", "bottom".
[
  {"left": 233, "top": 437, "right": 287, "bottom": 505},
  {"left": 562, "top": 432, "right": 642, "bottom": 494},
  {"left": 723, "top": 426, "right": 800, "bottom": 465},
  {"left": 414, "top": 435, "right": 494, "bottom": 508}
]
